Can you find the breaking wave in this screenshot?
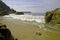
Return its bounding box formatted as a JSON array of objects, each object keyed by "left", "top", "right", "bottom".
[{"left": 3, "top": 14, "right": 45, "bottom": 23}]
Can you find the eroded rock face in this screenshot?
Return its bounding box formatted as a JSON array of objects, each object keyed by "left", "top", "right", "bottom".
[
  {"left": 45, "top": 8, "right": 60, "bottom": 24},
  {"left": 0, "top": 0, "right": 10, "bottom": 16},
  {"left": 10, "top": 9, "right": 16, "bottom": 13},
  {"left": 45, "top": 11, "right": 53, "bottom": 23}
]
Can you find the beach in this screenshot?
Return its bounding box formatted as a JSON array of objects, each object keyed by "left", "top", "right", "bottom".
[
  {"left": 0, "top": 16, "right": 60, "bottom": 40},
  {"left": 0, "top": 0, "right": 60, "bottom": 40}
]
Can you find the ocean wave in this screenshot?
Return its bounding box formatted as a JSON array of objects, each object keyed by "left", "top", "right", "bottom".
[{"left": 3, "top": 14, "right": 45, "bottom": 23}]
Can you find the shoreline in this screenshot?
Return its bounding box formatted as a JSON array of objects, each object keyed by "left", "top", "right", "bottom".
[{"left": 0, "top": 17, "right": 60, "bottom": 40}]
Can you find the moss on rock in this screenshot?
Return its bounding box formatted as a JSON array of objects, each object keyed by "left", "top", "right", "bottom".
[{"left": 45, "top": 8, "right": 60, "bottom": 24}]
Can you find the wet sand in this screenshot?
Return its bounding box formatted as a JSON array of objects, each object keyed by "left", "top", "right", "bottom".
[{"left": 0, "top": 17, "right": 60, "bottom": 40}]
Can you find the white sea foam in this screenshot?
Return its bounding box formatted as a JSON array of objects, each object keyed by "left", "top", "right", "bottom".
[
  {"left": 3, "top": 14, "right": 45, "bottom": 29},
  {"left": 3, "top": 14, "right": 60, "bottom": 33},
  {"left": 3, "top": 14, "right": 45, "bottom": 23}
]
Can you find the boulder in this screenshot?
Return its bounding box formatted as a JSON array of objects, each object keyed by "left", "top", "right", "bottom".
[
  {"left": 0, "top": 24, "right": 16, "bottom": 40},
  {"left": 15, "top": 12, "right": 24, "bottom": 15}
]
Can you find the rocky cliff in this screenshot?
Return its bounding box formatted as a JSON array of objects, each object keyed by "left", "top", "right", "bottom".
[
  {"left": 45, "top": 8, "right": 60, "bottom": 24},
  {"left": 0, "top": 0, "right": 11, "bottom": 16}
]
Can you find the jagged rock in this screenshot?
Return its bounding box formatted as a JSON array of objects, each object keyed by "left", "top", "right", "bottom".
[
  {"left": 45, "top": 8, "right": 60, "bottom": 24},
  {"left": 0, "top": 0, "right": 11, "bottom": 16},
  {"left": 45, "top": 11, "right": 53, "bottom": 23},
  {"left": 10, "top": 9, "right": 16, "bottom": 13}
]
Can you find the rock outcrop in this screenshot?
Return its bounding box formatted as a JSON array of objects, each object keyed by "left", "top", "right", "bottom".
[
  {"left": 45, "top": 8, "right": 60, "bottom": 24},
  {"left": 10, "top": 9, "right": 16, "bottom": 13},
  {"left": 45, "top": 8, "right": 60, "bottom": 31},
  {"left": 0, "top": 0, "right": 11, "bottom": 16},
  {"left": 15, "top": 12, "right": 24, "bottom": 15},
  {"left": 0, "top": 0, "right": 24, "bottom": 16}
]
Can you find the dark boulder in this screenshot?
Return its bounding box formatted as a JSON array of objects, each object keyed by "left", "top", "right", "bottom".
[
  {"left": 0, "top": 24, "right": 15, "bottom": 40},
  {"left": 0, "top": 0, "right": 11, "bottom": 16},
  {"left": 15, "top": 12, "right": 24, "bottom": 15}
]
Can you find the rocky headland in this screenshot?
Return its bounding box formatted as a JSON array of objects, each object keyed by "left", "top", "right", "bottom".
[{"left": 45, "top": 8, "right": 60, "bottom": 30}]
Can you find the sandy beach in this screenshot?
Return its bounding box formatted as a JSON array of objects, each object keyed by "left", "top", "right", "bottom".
[{"left": 0, "top": 17, "right": 60, "bottom": 40}]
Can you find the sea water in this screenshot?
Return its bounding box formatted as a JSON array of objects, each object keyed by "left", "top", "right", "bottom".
[
  {"left": 3, "top": 13, "right": 45, "bottom": 23},
  {"left": 3, "top": 13, "right": 45, "bottom": 27},
  {"left": 2, "top": 13, "right": 60, "bottom": 33}
]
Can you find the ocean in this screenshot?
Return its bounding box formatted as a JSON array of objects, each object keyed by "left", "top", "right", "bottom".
[
  {"left": 2, "top": 13, "right": 60, "bottom": 33},
  {"left": 3, "top": 13, "right": 45, "bottom": 27},
  {"left": 3, "top": 13, "right": 45, "bottom": 23}
]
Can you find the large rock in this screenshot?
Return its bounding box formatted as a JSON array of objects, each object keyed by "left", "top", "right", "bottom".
[
  {"left": 0, "top": 24, "right": 16, "bottom": 40},
  {"left": 15, "top": 12, "right": 24, "bottom": 15},
  {"left": 10, "top": 9, "right": 16, "bottom": 13},
  {"left": 45, "top": 8, "right": 60, "bottom": 24},
  {"left": 0, "top": 0, "right": 10, "bottom": 16}
]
